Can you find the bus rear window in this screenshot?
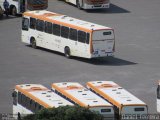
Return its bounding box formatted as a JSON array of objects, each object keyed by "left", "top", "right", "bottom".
[
  {"left": 101, "top": 109, "right": 111, "bottom": 113},
  {"left": 134, "top": 108, "right": 145, "bottom": 111},
  {"left": 103, "top": 31, "right": 112, "bottom": 35}
]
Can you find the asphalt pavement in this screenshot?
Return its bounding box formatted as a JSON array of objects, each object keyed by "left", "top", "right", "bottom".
[{"left": 0, "top": 0, "right": 160, "bottom": 114}]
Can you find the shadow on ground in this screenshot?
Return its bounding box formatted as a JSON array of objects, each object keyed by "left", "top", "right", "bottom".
[{"left": 26, "top": 45, "right": 137, "bottom": 66}]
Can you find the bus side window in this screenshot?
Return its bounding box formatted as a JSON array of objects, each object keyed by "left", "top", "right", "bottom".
[
  {"left": 36, "top": 19, "right": 44, "bottom": 32},
  {"left": 78, "top": 31, "right": 86, "bottom": 43},
  {"left": 53, "top": 24, "right": 60, "bottom": 36},
  {"left": 157, "top": 85, "right": 160, "bottom": 99},
  {"left": 61, "top": 26, "right": 69, "bottom": 39},
  {"left": 30, "top": 18, "right": 36, "bottom": 29},
  {"left": 22, "top": 17, "right": 29, "bottom": 31},
  {"left": 69, "top": 28, "right": 77, "bottom": 41},
  {"left": 45, "top": 22, "right": 52, "bottom": 34}
]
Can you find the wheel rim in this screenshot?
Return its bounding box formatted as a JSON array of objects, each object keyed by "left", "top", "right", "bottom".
[
  {"left": 12, "top": 7, "right": 17, "bottom": 16},
  {"left": 31, "top": 40, "right": 36, "bottom": 48}
]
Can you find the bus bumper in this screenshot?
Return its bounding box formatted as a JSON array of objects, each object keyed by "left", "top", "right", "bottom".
[
  {"left": 91, "top": 52, "right": 114, "bottom": 58},
  {"left": 83, "top": 3, "right": 110, "bottom": 9}
]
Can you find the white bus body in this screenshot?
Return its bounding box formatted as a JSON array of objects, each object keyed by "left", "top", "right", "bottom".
[
  {"left": 87, "top": 81, "right": 148, "bottom": 120},
  {"left": 157, "top": 81, "right": 160, "bottom": 112},
  {"left": 12, "top": 84, "right": 73, "bottom": 117},
  {"left": 0, "top": 0, "right": 48, "bottom": 15},
  {"left": 52, "top": 82, "right": 114, "bottom": 120},
  {"left": 64, "top": 0, "right": 110, "bottom": 9},
  {"left": 22, "top": 10, "right": 115, "bottom": 59}
]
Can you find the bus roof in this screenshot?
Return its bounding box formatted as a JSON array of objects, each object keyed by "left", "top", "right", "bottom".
[
  {"left": 52, "top": 82, "right": 113, "bottom": 108},
  {"left": 87, "top": 81, "right": 146, "bottom": 108},
  {"left": 23, "top": 10, "right": 112, "bottom": 32},
  {"left": 15, "top": 84, "right": 73, "bottom": 108}
]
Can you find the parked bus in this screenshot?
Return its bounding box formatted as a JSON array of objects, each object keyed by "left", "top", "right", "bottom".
[
  {"left": 157, "top": 80, "right": 160, "bottom": 112},
  {"left": 63, "top": 0, "right": 110, "bottom": 9},
  {"left": 86, "top": 81, "right": 148, "bottom": 120},
  {"left": 12, "top": 84, "right": 73, "bottom": 118},
  {"left": 22, "top": 10, "right": 115, "bottom": 59},
  {"left": 0, "top": 0, "right": 48, "bottom": 16},
  {"left": 52, "top": 82, "right": 114, "bottom": 120}
]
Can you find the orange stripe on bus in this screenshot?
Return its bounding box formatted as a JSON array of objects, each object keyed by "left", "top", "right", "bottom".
[
  {"left": 52, "top": 84, "right": 87, "bottom": 107},
  {"left": 23, "top": 12, "right": 92, "bottom": 33},
  {"left": 15, "top": 85, "right": 52, "bottom": 108}
]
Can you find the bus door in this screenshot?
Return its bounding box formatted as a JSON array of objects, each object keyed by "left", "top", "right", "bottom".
[{"left": 76, "top": 31, "right": 90, "bottom": 57}]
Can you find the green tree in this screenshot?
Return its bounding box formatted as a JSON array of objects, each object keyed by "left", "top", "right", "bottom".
[{"left": 22, "top": 105, "right": 103, "bottom": 120}]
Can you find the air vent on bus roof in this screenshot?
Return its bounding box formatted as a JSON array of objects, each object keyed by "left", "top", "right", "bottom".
[
  {"left": 116, "top": 92, "right": 121, "bottom": 94},
  {"left": 97, "top": 81, "right": 102, "bottom": 83},
  {"left": 61, "top": 15, "right": 68, "bottom": 19},
  {"left": 70, "top": 19, "right": 74, "bottom": 21},
  {"left": 58, "top": 102, "right": 63, "bottom": 104},
  {"left": 46, "top": 95, "right": 51, "bottom": 97}
]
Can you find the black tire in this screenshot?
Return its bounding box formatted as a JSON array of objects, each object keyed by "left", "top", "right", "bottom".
[
  {"left": 64, "top": 47, "right": 71, "bottom": 58},
  {"left": 76, "top": 0, "right": 82, "bottom": 10},
  {"left": 30, "top": 38, "right": 37, "bottom": 49},
  {"left": 11, "top": 6, "right": 17, "bottom": 16}
]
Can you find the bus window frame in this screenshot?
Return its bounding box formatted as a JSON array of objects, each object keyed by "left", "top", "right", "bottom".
[
  {"left": 22, "top": 17, "right": 29, "bottom": 31},
  {"left": 45, "top": 21, "right": 53, "bottom": 34},
  {"left": 30, "top": 17, "right": 36, "bottom": 29},
  {"left": 69, "top": 28, "right": 77, "bottom": 41},
  {"left": 53, "top": 24, "right": 61, "bottom": 36},
  {"left": 61, "top": 26, "right": 69, "bottom": 39},
  {"left": 36, "top": 19, "right": 45, "bottom": 32}
]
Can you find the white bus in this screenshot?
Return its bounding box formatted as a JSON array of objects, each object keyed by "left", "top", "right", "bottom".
[
  {"left": 0, "top": 0, "right": 48, "bottom": 16},
  {"left": 22, "top": 10, "right": 115, "bottom": 59},
  {"left": 63, "top": 0, "right": 110, "bottom": 9},
  {"left": 86, "top": 81, "right": 148, "bottom": 120},
  {"left": 157, "top": 80, "right": 160, "bottom": 112},
  {"left": 12, "top": 84, "right": 73, "bottom": 118},
  {"left": 52, "top": 82, "right": 114, "bottom": 120}
]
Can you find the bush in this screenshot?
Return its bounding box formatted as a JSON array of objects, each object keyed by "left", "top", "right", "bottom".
[{"left": 22, "top": 105, "right": 103, "bottom": 120}]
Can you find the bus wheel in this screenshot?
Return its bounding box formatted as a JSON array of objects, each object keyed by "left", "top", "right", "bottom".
[
  {"left": 11, "top": 6, "right": 17, "bottom": 16},
  {"left": 30, "top": 38, "right": 37, "bottom": 49},
  {"left": 76, "top": 0, "right": 82, "bottom": 10},
  {"left": 64, "top": 47, "right": 71, "bottom": 58}
]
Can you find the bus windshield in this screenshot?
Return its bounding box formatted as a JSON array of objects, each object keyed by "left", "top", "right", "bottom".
[{"left": 27, "top": 0, "right": 48, "bottom": 10}]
